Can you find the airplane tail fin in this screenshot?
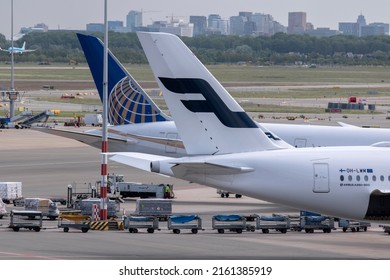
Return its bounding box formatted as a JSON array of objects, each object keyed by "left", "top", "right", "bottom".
[
  {"left": 76, "top": 33, "right": 171, "bottom": 125},
  {"left": 21, "top": 42, "right": 26, "bottom": 50},
  {"left": 137, "top": 32, "right": 290, "bottom": 155}
]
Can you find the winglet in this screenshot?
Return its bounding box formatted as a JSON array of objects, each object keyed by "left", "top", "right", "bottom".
[{"left": 77, "top": 33, "right": 170, "bottom": 125}]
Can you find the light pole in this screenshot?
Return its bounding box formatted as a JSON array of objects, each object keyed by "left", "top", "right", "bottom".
[
  {"left": 9, "top": 0, "right": 16, "bottom": 119},
  {"left": 100, "top": 0, "right": 109, "bottom": 221}
]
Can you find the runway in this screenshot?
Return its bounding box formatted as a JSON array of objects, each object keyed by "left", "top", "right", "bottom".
[{"left": 1, "top": 129, "right": 390, "bottom": 260}]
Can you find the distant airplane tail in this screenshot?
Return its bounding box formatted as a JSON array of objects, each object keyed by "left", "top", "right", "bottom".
[
  {"left": 77, "top": 33, "right": 170, "bottom": 125},
  {"left": 21, "top": 42, "right": 26, "bottom": 50},
  {"left": 137, "top": 32, "right": 290, "bottom": 155}
]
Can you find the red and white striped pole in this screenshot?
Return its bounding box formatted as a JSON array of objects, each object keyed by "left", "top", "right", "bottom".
[{"left": 100, "top": 0, "right": 109, "bottom": 221}]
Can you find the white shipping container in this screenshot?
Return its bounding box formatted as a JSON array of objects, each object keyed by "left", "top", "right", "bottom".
[
  {"left": 0, "top": 199, "right": 6, "bottom": 218},
  {"left": 0, "top": 182, "right": 22, "bottom": 202},
  {"left": 84, "top": 114, "right": 102, "bottom": 126}
]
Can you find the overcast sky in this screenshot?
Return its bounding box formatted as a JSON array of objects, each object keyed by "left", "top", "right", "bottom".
[{"left": 0, "top": 0, "right": 389, "bottom": 40}]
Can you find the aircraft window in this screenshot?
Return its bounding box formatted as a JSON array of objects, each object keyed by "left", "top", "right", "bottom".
[
  {"left": 356, "top": 175, "right": 360, "bottom": 181},
  {"left": 364, "top": 175, "right": 368, "bottom": 181},
  {"left": 380, "top": 175, "right": 384, "bottom": 182},
  {"left": 372, "top": 175, "right": 376, "bottom": 182},
  {"left": 348, "top": 175, "right": 352, "bottom": 181},
  {"left": 340, "top": 175, "right": 344, "bottom": 181}
]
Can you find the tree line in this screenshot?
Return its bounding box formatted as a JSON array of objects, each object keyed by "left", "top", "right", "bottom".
[{"left": 1, "top": 31, "right": 390, "bottom": 65}]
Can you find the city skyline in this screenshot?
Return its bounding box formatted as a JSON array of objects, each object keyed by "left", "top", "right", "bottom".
[{"left": 0, "top": 0, "right": 389, "bottom": 39}]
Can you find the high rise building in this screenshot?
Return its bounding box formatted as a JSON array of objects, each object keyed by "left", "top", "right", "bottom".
[
  {"left": 229, "top": 16, "right": 247, "bottom": 35},
  {"left": 252, "top": 13, "right": 274, "bottom": 36},
  {"left": 356, "top": 14, "right": 367, "bottom": 37},
  {"left": 288, "top": 12, "right": 307, "bottom": 34},
  {"left": 127, "top": 10, "right": 143, "bottom": 32},
  {"left": 108, "top": 21, "right": 123, "bottom": 31},
  {"left": 207, "top": 14, "right": 229, "bottom": 35},
  {"left": 190, "top": 16, "right": 207, "bottom": 36}
]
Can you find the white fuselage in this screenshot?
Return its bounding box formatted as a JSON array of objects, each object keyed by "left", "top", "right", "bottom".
[
  {"left": 153, "top": 146, "right": 389, "bottom": 220},
  {"left": 83, "top": 121, "right": 390, "bottom": 156}
]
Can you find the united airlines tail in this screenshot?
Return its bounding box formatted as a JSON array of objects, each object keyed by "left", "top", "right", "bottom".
[
  {"left": 137, "top": 32, "right": 290, "bottom": 155},
  {"left": 77, "top": 33, "right": 170, "bottom": 125}
]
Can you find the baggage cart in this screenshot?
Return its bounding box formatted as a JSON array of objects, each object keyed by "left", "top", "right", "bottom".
[
  {"left": 212, "top": 214, "right": 246, "bottom": 234},
  {"left": 58, "top": 213, "right": 91, "bottom": 233},
  {"left": 256, "top": 214, "right": 290, "bottom": 234},
  {"left": 167, "top": 215, "right": 203, "bottom": 234},
  {"left": 288, "top": 214, "right": 302, "bottom": 231},
  {"left": 124, "top": 215, "right": 160, "bottom": 233},
  {"left": 9, "top": 210, "right": 42, "bottom": 232},
  {"left": 24, "top": 198, "right": 59, "bottom": 220},
  {"left": 379, "top": 225, "right": 390, "bottom": 235},
  {"left": 301, "top": 215, "right": 334, "bottom": 233},
  {"left": 217, "top": 189, "right": 242, "bottom": 198},
  {"left": 339, "top": 219, "right": 370, "bottom": 232}
]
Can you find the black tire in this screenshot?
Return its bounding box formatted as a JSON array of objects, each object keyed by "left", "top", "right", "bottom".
[
  {"left": 173, "top": 229, "right": 180, "bottom": 234},
  {"left": 81, "top": 228, "right": 89, "bottom": 233},
  {"left": 351, "top": 227, "right": 356, "bottom": 232},
  {"left": 13, "top": 227, "right": 19, "bottom": 232},
  {"left": 63, "top": 227, "right": 69, "bottom": 232},
  {"left": 191, "top": 228, "right": 198, "bottom": 234},
  {"left": 235, "top": 194, "right": 242, "bottom": 198},
  {"left": 363, "top": 227, "right": 368, "bottom": 232},
  {"left": 225, "top": 193, "right": 229, "bottom": 198},
  {"left": 220, "top": 193, "right": 225, "bottom": 198},
  {"left": 262, "top": 229, "right": 269, "bottom": 234},
  {"left": 356, "top": 227, "right": 360, "bottom": 232},
  {"left": 34, "top": 227, "right": 41, "bottom": 232},
  {"left": 236, "top": 229, "right": 242, "bottom": 234},
  {"left": 129, "top": 228, "right": 135, "bottom": 233},
  {"left": 281, "top": 229, "right": 287, "bottom": 234},
  {"left": 217, "top": 229, "right": 224, "bottom": 234},
  {"left": 343, "top": 227, "right": 347, "bottom": 232},
  {"left": 147, "top": 228, "right": 155, "bottom": 234}
]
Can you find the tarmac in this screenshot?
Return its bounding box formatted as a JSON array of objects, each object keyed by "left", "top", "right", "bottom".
[{"left": 1, "top": 128, "right": 390, "bottom": 260}]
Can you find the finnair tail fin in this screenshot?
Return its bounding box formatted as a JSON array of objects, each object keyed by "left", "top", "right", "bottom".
[
  {"left": 77, "top": 33, "right": 170, "bottom": 125},
  {"left": 137, "top": 32, "right": 290, "bottom": 155}
]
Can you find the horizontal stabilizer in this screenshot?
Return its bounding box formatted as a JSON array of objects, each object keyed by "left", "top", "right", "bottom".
[
  {"left": 108, "top": 152, "right": 172, "bottom": 173},
  {"left": 337, "top": 122, "right": 358, "bottom": 128},
  {"left": 171, "top": 162, "right": 254, "bottom": 176},
  {"left": 33, "top": 127, "right": 127, "bottom": 145},
  {"left": 371, "top": 141, "right": 390, "bottom": 147}
]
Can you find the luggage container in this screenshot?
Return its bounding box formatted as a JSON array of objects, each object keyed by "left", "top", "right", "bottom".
[
  {"left": 79, "top": 198, "right": 119, "bottom": 218},
  {"left": 24, "top": 198, "right": 59, "bottom": 220},
  {"left": 339, "top": 219, "right": 370, "bottom": 232},
  {"left": 124, "top": 215, "right": 160, "bottom": 233},
  {"left": 58, "top": 213, "right": 91, "bottom": 233},
  {"left": 134, "top": 199, "right": 172, "bottom": 220},
  {"left": 0, "top": 199, "right": 6, "bottom": 219},
  {"left": 167, "top": 215, "right": 203, "bottom": 234},
  {"left": 212, "top": 214, "right": 246, "bottom": 234},
  {"left": 256, "top": 214, "right": 290, "bottom": 234},
  {"left": 301, "top": 215, "right": 334, "bottom": 233},
  {"left": 0, "top": 182, "right": 22, "bottom": 204},
  {"left": 9, "top": 210, "right": 43, "bottom": 232}
]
